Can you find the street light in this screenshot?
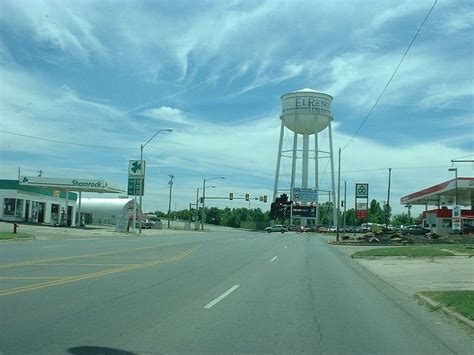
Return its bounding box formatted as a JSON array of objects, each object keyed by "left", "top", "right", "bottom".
[
  {"left": 201, "top": 176, "right": 225, "bottom": 230},
  {"left": 137, "top": 128, "right": 173, "bottom": 234},
  {"left": 448, "top": 167, "right": 458, "bottom": 205}
]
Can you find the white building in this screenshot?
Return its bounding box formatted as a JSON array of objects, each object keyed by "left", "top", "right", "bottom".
[
  {"left": 0, "top": 179, "right": 77, "bottom": 226},
  {"left": 79, "top": 197, "right": 140, "bottom": 230}
]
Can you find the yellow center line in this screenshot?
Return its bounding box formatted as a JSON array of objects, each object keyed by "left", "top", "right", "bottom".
[
  {"left": 0, "top": 243, "right": 177, "bottom": 269},
  {"left": 28, "top": 263, "right": 139, "bottom": 266},
  {"left": 0, "top": 276, "right": 74, "bottom": 280},
  {"left": 0, "top": 245, "right": 201, "bottom": 297}
]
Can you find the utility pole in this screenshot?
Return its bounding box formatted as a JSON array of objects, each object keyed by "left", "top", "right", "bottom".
[
  {"left": 343, "top": 180, "right": 347, "bottom": 232},
  {"left": 336, "top": 147, "right": 341, "bottom": 241},
  {"left": 167, "top": 174, "right": 174, "bottom": 228},
  {"left": 386, "top": 168, "right": 392, "bottom": 226}
]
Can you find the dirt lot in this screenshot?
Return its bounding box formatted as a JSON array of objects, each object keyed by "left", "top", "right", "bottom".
[{"left": 333, "top": 244, "right": 474, "bottom": 295}]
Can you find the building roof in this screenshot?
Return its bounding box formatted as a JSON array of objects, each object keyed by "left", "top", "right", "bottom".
[
  {"left": 19, "top": 176, "right": 125, "bottom": 194},
  {"left": 400, "top": 177, "right": 474, "bottom": 206},
  {"left": 0, "top": 180, "right": 77, "bottom": 201},
  {"left": 79, "top": 197, "right": 140, "bottom": 216}
]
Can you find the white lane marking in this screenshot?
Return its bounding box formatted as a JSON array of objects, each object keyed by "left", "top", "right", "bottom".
[
  {"left": 284, "top": 246, "right": 288, "bottom": 249},
  {"left": 204, "top": 285, "right": 240, "bottom": 309},
  {"left": 270, "top": 256, "right": 278, "bottom": 262},
  {"left": 42, "top": 246, "right": 64, "bottom": 249}
]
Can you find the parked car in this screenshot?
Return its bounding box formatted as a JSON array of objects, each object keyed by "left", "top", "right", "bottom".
[
  {"left": 401, "top": 225, "right": 430, "bottom": 235},
  {"left": 135, "top": 219, "right": 155, "bottom": 229},
  {"left": 296, "top": 226, "right": 309, "bottom": 233},
  {"left": 265, "top": 225, "right": 288, "bottom": 233},
  {"left": 317, "top": 226, "right": 328, "bottom": 233}
]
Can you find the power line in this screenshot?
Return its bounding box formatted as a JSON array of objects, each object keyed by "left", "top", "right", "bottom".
[
  {"left": 0, "top": 129, "right": 135, "bottom": 150},
  {"left": 342, "top": 0, "right": 438, "bottom": 151}
]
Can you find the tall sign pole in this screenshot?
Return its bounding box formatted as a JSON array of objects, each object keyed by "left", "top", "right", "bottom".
[
  {"left": 355, "top": 183, "right": 369, "bottom": 220},
  {"left": 128, "top": 160, "right": 145, "bottom": 233}
]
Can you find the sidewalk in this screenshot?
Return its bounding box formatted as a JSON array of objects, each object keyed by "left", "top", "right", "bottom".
[{"left": 0, "top": 222, "right": 195, "bottom": 240}]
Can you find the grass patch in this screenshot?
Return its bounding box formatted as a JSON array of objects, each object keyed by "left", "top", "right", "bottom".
[
  {"left": 352, "top": 244, "right": 474, "bottom": 258},
  {"left": 420, "top": 291, "right": 474, "bottom": 321},
  {"left": 440, "top": 244, "right": 474, "bottom": 255},
  {"left": 0, "top": 231, "right": 34, "bottom": 240},
  {"left": 352, "top": 246, "right": 455, "bottom": 258}
]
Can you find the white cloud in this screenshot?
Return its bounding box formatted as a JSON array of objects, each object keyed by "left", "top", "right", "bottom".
[
  {"left": 437, "top": 9, "right": 474, "bottom": 34},
  {"left": 141, "top": 106, "right": 193, "bottom": 125}
]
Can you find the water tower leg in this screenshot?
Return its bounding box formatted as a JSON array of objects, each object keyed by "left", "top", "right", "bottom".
[
  {"left": 315, "top": 134, "right": 319, "bottom": 224},
  {"left": 273, "top": 122, "right": 285, "bottom": 202},
  {"left": 290, "top": 132, "right": 298, "bottom": 201},
  {"left": 328, "top": 121, "right": 337, "bottom": 227},
  {"left": 302, "top": 134, "right": 309, "bottom": 188}
]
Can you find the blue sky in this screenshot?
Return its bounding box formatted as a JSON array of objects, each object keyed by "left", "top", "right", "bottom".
[{"left": 0, "top": 0, "right": 473, "bottom": 215}]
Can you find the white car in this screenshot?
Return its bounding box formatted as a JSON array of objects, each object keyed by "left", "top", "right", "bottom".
[{"left": 265, "top": 225, "right": 288, "bottom": 233}]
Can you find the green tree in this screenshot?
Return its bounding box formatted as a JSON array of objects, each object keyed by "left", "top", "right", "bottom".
[
  {"left": 206, "top": 207, "right": 221, "bottom": 225},
  {"left": 367, "top": 199, "right": 384, "bottom": 224},
  {"left": 317, "top": 202, "right": 334, "bottom": 225},
  {"left": 343, "top": 208, "right": 360, "bottom": 226},
  {"left": 391, "top": 213, "right": 411, "bottom": 226}
]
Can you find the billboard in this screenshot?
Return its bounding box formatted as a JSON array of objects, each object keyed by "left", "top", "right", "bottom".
[
  {"left": 292, "top": 187, "right": 318, "bottom": 205},
  {"left": 292, "top": 205, "right": 317, "bottom": 218}
]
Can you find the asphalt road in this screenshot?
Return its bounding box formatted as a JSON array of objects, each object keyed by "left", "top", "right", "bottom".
[{"left": 0, "top": 229, "right": 472, "bottom": 354}]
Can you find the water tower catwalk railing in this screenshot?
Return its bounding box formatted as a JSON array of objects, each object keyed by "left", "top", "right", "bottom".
[{"left": 273, "top": 89, "right": 337, "bottom": 226}]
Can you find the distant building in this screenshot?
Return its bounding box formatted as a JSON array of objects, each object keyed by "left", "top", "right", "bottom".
[
  {"left": 401, "top": 177, "right": 474, "bottom": 235},
  {"left": 79, "top": 197, "right": 140, "bottom": 231}
]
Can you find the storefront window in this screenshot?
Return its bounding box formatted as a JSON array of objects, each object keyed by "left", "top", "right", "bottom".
[
  {"left": 3, "top": 198, "right": 15, "bottom": 216},
  {"left": 442, "top": 219, "right": 452, "bottom": 228},
  {"left": 15, "top": 199, "right": 23, "bottom": 218}
]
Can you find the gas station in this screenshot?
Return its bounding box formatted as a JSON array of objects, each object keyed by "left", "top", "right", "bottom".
[
  {"left": 0, "top": 176, "right": 125, "bottom": 226},
  {"left": 400, "top": 177, "right": 474, "bottom": 235}
]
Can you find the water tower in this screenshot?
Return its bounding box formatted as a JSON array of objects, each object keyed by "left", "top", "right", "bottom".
[{"left": 273, "top": 88, "right": 337, "bottom": 225}]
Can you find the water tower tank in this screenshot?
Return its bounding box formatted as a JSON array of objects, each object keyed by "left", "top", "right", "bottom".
[{"left": 280, "top": 88, "right": 333, "bottom": 134}]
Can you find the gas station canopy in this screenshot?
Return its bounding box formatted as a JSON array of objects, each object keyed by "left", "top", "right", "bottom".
[
  {"left": 400, "top": 177, "right": 474, "bottom": 206},
  {"left": 19, "top": 176, "right": 125, "bottom": 194}
]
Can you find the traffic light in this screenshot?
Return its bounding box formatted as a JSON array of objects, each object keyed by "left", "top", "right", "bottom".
[
  {"left": 245, "top": 193, "right": 250, "bottom": 201},
  {"left": 229, "top": 193, "right": 233, "bottom": 200},
  {"left": 263, "top": 195, "right": 267, "bottom": 203}
]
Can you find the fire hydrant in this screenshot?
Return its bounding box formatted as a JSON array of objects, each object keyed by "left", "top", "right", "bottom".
[{"left": 13, "top": 222, "right": 18, "bottom": 234}]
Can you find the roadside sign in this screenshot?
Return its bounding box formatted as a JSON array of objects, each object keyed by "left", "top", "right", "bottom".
[
  {"left": 292, "top": 205, "right": 317, "bottom": 218},
  {"left": 292, "top": 187, "right": 318, "bottom": 205},
  {"left": 452, "top": 206, "right": 461, "bottom": 230},
  {"left": 128, "top": 160, "right": 146, "bottom": 177},
  {"left": 127, "top": 178, "right": 144, "bottom": 196},
  {"left": 356, "top": 210, "right": 368, "bottom": 219},
  {"left": 355, "top": 183, "right": 369, "bottom": 198}
]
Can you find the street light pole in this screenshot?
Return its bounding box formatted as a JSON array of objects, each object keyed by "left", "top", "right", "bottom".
[
  {"left": 138, "top": 128, "right": 173, "bottom": 234},
  {"left": 201, "top": 176, "right": 225, "bottom": 230},
  {"left": 167, "top": 174, "right": 175, "bottom": 228}
]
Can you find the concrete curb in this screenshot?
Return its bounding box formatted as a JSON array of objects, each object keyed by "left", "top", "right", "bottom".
[{"left": 415, "top": 293, "right": 474, "bottom": 330}]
